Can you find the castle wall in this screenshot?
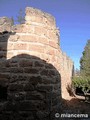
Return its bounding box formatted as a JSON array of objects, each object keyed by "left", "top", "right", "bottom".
[{"left": 0, "top": 7, "right": 73, "bottom": 120}]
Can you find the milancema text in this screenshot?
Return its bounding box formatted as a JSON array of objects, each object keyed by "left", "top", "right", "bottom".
[{"left": 61, "top": 113, "right": 88, "bottom": 118}]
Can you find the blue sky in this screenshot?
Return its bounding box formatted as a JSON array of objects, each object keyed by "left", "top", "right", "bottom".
[{"left": 0, "top": 0, "right": 90, "bottom": 69}]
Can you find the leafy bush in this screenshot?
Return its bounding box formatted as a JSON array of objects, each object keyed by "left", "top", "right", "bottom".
[{"left": 72, "top": 76, "right": 90, "bottom": 95}]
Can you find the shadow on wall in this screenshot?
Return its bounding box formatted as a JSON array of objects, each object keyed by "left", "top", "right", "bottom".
[{"left": 0, "top": 32, "right": 61, "bottom": 120}]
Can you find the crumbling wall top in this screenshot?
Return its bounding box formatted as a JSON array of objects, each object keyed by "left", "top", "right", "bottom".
[
  {"left": 0, "top": 17, "right": 12, "bottom": 33},
  {"left": 25, "top": 7, "right": 56, "bottom": 28}
]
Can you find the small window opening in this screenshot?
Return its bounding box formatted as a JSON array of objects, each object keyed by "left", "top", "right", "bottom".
[{"left": 0, "top": 85, "right": 7, "bottom": 101}]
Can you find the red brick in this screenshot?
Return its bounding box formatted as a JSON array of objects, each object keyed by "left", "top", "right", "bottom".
[
  {"left": 14, "top": 43, "right": 28, "bottom": 50},
  {"left": 49, "top": 41, "right": 57, "bottom": 48},
  {"left": 38, "top": 37, "right": 49, "bottom": 45},
  {"left": 29, "top": 44, "right": 44, "bottom": 53},
  {"left": 34, "top": 26, "right": 47, "bottom": 36},
  {"left": 48, "top": 49, "right": 55, "bottom": 55},
  {"left": 19, "top": 35, "right": 38, "bottom": 42}
]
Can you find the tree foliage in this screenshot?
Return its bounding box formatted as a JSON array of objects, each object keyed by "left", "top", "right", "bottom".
[
  {"left": 11, "top": 16, "right": 14, "bottom": 25},
  {"left": 80, "top": 40, "right": 90, "bottom": 77},
  {"left": 17, "top": 9, "right": 25, "bottom": 24},
  {"left": 72, "top": 40, "right": 90, "bottom": 95},
  {"left": 72, "top": 76, "right": 90, "bottom": 94}
]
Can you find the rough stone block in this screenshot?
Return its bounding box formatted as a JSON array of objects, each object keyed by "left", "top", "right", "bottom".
[
  {"left": 0, "top": 52, "right": 6, "bottom": 59},
  {"left": 14, "top": 43, "right": 28, "bottom": 50},
  {"left": 8, "top": 83, "right": 24, "bottom": 91},
  {"left": 7, "top": 52, "right": 14, "bottom": 59},
  {"left": 36, "top": 84, "right": 53, "bottom": 92},
  {"left": 8, "top": 35, "right": 19, "bottom": 42},
  {"left": 29, "top": 44, "right": 44, "bottom": 53},
  {"left": 34, "top": 61, "right": 44, "bottom": 67},
  {"left": 18, "top": 100, "right": 44, "bottom": 111},
  {"left": 26, "top": 91, "right": 45, "bottom": 100},
  {"left": 34, "top": 26, "right": 47, "bottom": 36},
  {"left": 0, "top": 42, "right": 7, "bottom": 51},
  {"left": 8, "top": 92, "right": 26, "bottom": 101},
  {"left": 19, "top": 60, "right": 33, "bottom": 67},
  {"left": 10, "top": 67, "right": 23, "bottom": 73},
  {"left": 19, "top": 34, "right": 38, "bottom": 42},
  {"left": 29, "top": 76, "right": 42, "bottom": 85},
  {"left": 24, "top": 68, "right": 39, "bottom": 74},
  {"left": 25, "top": 15, "right": 43, "bottom": 24},
  {"left": 49, "top": 41, "right": 58, "bottom": 48}
]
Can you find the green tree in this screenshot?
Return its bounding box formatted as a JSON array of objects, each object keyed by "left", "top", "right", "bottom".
[
  {"left": 17, "top": 9, "right": 25, "bottom": 24},
  {"left": 80, "top": 40, "right": 90, "bottom": 77},
  {"left": 72, "top": 40, "right": 90, "bottom": 95},
  {"left": 72, "top": 76, "right": 90, "bottom": 94},
  {"left": 11, "top": 16, "right": 14, "bottom": 25}
]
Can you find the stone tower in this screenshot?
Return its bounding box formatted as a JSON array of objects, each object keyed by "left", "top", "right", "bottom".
[{"left": 0, "top": 7, "right": 73, "bottom": 120}]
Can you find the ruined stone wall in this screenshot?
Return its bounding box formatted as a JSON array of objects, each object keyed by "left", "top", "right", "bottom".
[
  {"left": 0, "top": 7, "right": 73, "bottom": 120},
  {"left": 0, "top": 17, "right": 12, "bottom": 32},
  {"left": 61, "top": 52, "right": 74, "bottom": 98}
]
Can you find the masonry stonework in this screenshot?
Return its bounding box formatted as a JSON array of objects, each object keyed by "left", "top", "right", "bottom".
[{"left": 0, "top": 7, "right": 73, "bottom": 120}]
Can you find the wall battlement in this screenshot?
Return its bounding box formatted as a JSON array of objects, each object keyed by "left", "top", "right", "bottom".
[{"left": 0, "top": 7, "right": 74, "bottom": 120}]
